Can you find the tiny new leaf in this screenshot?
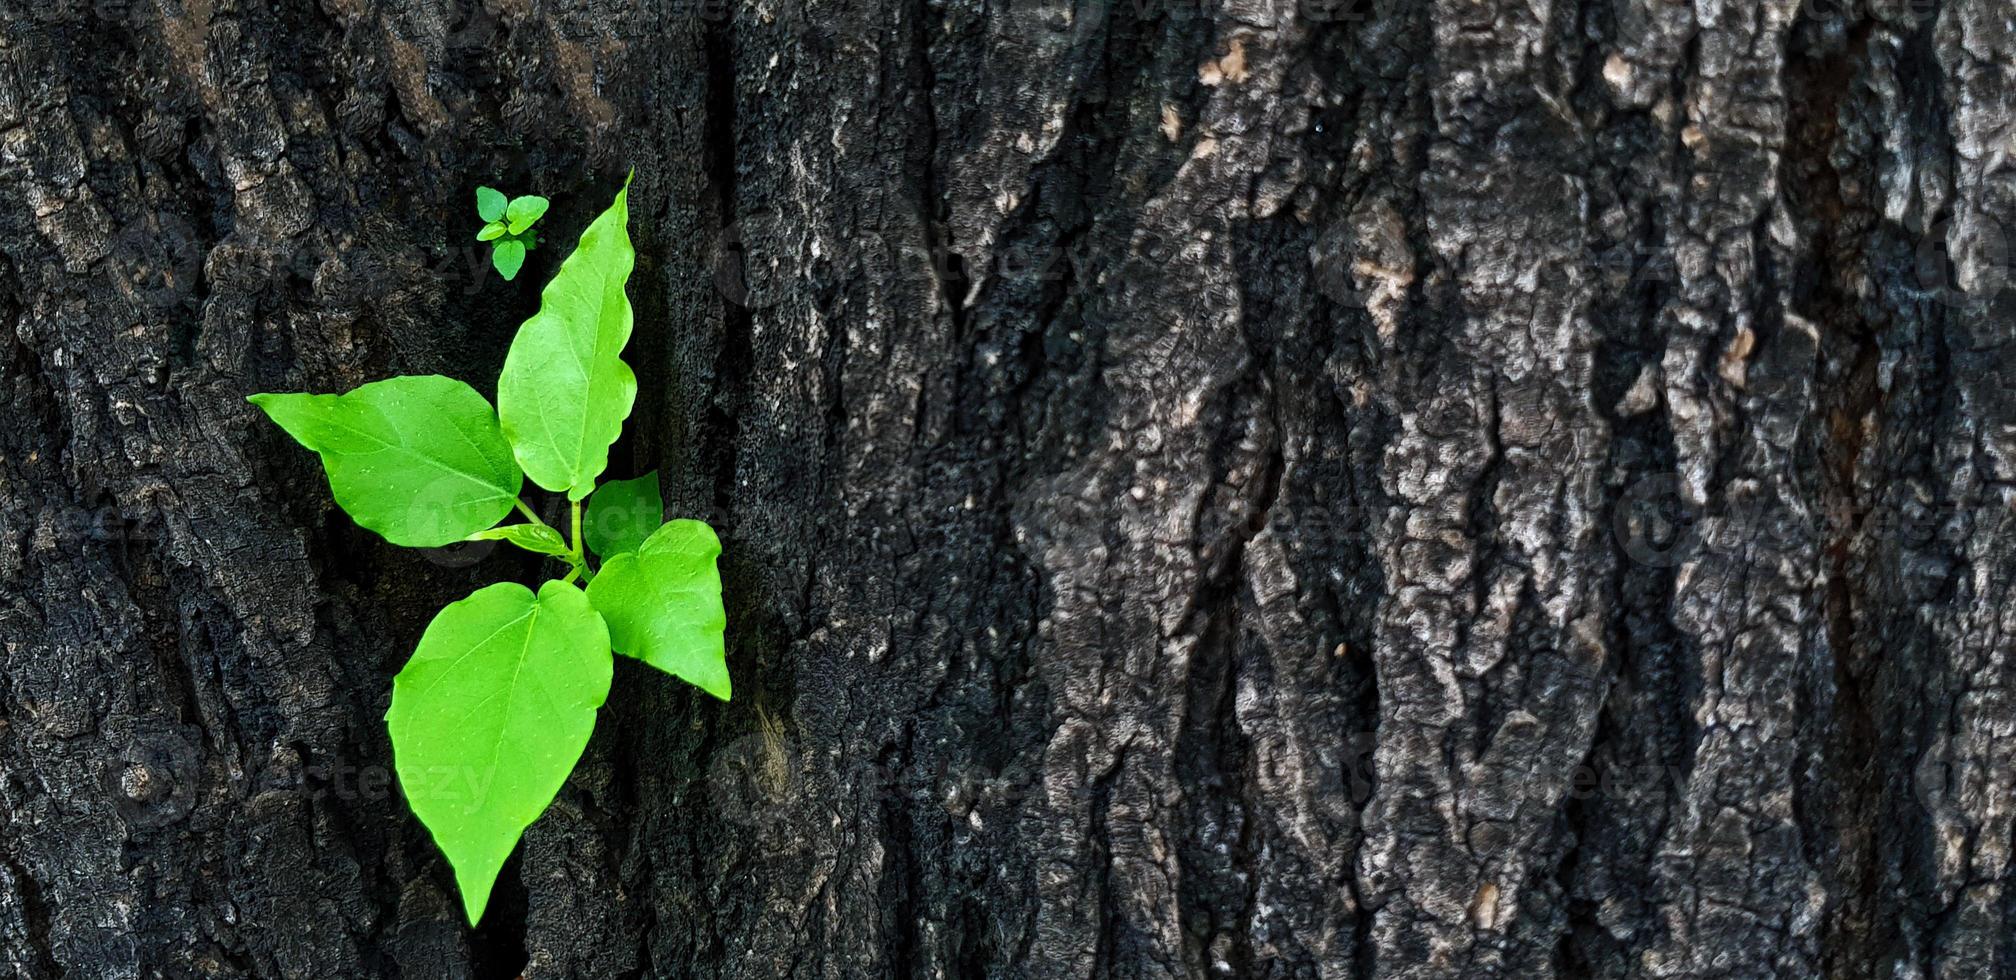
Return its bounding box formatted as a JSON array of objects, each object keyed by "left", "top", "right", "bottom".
[
  {"left": 506, "top": 195, "right": 550, "bottom": 234},
  {"left": 587, "top": 519, "right": 730, "bottom": 700},
  {"left": 584, "top": 470, "right": 661, "bottom": 559},
  {"left": 467, "top": 522, "right": 571, "bottom": 557},
  {"left": 248, "top": 376, "right": 521, "bottom": 548},
  {"left": 496, "top": 177, "right": 636, "bottom": 499},
  {"left": 476, "top": 186, "right": 508, "bottom": 222},
  {"left": 476, "top": 221, "right": 506, "bottom": 242},
  {"left": 492, "top": 239, "right": 527, "bottom": 280}
]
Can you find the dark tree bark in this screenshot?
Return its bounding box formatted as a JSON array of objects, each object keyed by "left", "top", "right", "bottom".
[{"left": 2, "top": 0, "right": 2012, "bottom": 977}]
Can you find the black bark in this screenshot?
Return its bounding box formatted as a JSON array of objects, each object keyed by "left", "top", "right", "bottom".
[{"left": 2, "top": 0, "right": 2013, "bottom": 977}]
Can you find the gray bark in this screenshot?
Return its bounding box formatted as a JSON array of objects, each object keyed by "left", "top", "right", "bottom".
[{"left": 1, "top": 0, "right": 2012, "bottom": 977}]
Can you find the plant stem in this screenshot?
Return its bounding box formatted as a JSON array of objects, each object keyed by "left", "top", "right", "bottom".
[
  {"left": 570, "top": 500, "right": 583, "bottom": 557},
  {"left": 514, "top": 498, "right": 544, "bottom": 526},
  {"left": 567, "top": 500, "right": 592, "bottom": 585}
]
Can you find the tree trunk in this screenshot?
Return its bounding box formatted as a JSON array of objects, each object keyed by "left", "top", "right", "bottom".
[{"left": 2, "top": 0, "right": 2012, "bottom": 977}]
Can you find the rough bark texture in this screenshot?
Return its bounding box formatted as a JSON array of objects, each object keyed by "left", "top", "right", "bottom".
[{"left": 2, "top": 0, "right": 2013, "bottom": 977}]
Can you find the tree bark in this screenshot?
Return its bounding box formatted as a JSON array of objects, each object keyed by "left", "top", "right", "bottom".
[{"left": 2, "top": 0, "right": 2013, "bottom": 977}]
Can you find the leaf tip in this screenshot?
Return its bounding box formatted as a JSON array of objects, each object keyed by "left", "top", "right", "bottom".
[{"left": 459, "top": 878, "right": 492, "bottom": 928}]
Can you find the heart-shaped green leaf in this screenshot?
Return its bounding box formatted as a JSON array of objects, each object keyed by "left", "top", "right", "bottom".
[
  {"left": 492, "top": 239, "right": 526, "bottom": 280},
  {"left": 506, "top": 195, "right": 550, "bottom": 234},
  {"left": 476, "top": 221, "right": 506, "bottom": 242},
  {"left": 248, "top": 377, "right": 521, "bottom": 547},
  {"left": 467, "top": 522, "right": 570, "bottom": 557},
  {"left": 388, "top": 580, "right": 613, "bottom": 926},
  {"left": 586, "top": 519, "right": 729, "bottom": 700},
  {"left": 496, "top": 178, "right": 636, "bottom": 499},
  {"left": 584, "top": 471, "right": 660, "bottom": 559},
  {"left": 476, "top": 186, "right": 508, "bottom": 222}
]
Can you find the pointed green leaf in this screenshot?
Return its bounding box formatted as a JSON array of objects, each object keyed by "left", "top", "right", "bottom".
[
  {"left": 492, "top": 239, "right": 526, "bottom": 280},
  {"left": 476, "top": 221, "right": 506, "bottom": 242},
  {"left": 584, "top": 471, "right": 661, "bottom": 559},
  {"left": 496, "top": 179, "right": 637, "bottom": 499},
  {"left": 505, "top": 195, "right": 549, "bottom": 234},
  {"left": 467, "top": 522, "right": 570, "bottom": 557},
  {"left": 248, "top": 377, "right": 521, "bottom": 548},
  {"left": 586, "top": 519, "right": 729, "bottom": 700},
  {"left": 388, "top": 580, "right": 612, "bottom": 926},
  {"left": 476, "top": 186, "right": 507, "bottom": 222}
]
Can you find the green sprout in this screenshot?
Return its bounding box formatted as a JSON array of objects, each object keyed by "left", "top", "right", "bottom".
[
  {"left": 475, "top": 185, "right": 550, "bottom": 280},
  {"left": 250, "top": 176, "right": 728, "bottom": 926}
]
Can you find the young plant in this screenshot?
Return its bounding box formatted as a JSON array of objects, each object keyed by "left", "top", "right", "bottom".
[
  {"left": 249, "top": 176, "right": 728, "bottom": 926},
  {"left": 475, "top": 185, "right": 550, "bottom": 280}
]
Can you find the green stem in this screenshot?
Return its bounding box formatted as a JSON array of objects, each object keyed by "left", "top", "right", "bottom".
[
  {"left": 568, "top": 500, "right": 592, "bottom": 585},
  {"left": 514, "top": 497, "right": 545, "bottom": 527}
]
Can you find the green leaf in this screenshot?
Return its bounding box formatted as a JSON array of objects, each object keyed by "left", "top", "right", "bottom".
[
  {"left": 586, "top": 519, "right": 729, "bottom": 700},
  {"left": 476, "top": 186, "right": 507, "bottom": 222},
  {"left": 584, "top": 471, "right": 660, "bottom": 559},
  {"left": 492, "top": 239, "right": 526, "bottom": 280},
  {"left": 388, "top": 580, "right": 612, "bottom": 926},
  {"left": 496, "top": 179, "right": 637, "bottom": 500},
  {"left": 476, "top": 221, "right": 506, "bottom": 242},
  {"left": 505, "top": 195, "right": 549, "bottom": 234},
  {"left": 467, "top": 522, "right": 570, "bottom": 557},
  {"left": 248, "top": 377, "right": 521, "bottom": 548}
]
